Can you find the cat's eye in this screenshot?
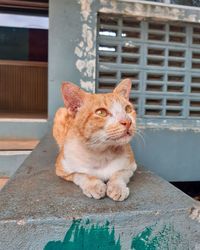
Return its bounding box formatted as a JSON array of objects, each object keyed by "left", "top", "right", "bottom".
[
  {"left": 95, "top": 108, "right": 108, "bottom": 117},
  {"left": 125, "top": 105, "right": 132, "bottom": 113}
]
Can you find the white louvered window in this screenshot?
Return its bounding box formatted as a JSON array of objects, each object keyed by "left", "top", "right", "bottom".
[{"left": 96, "top": 14, "right": 200, "bottom": 121}]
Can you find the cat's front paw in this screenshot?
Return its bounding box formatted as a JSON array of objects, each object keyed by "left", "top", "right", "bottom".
[
  {"left": 82, "top": 179, "right": 106, "bottom": 199},
  {"left": 107, "top": 180, "right": 129, "bottom": 201}
]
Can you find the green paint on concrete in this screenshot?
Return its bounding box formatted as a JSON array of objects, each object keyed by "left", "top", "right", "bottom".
[
  {"left": 44, "top": 219, "right": 186, "bottom": 250},
  {"left": 44, "top": 219, "right": 121, "bottom": 250},
  {"left": 131, "top": 224, "right": 183, "bottom": 250}
]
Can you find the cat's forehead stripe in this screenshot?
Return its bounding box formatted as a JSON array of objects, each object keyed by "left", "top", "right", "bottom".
[
  {"left": 110, "top": 101, "right": 124, "bottom": 114},
  {"left": 89, "top": 93, "right": 126, "bottom": 111},
  {"left": 94, "top": 94, "right": 109, "bottom": 106}
]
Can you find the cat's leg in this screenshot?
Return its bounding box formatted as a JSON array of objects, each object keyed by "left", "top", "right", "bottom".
[
  {"left": 56, "top": 153, "right": 106, "bottom": 199},
  {"left": 57, "top": 171, "right": 107, "bottom": 199},
  {"left": 107, "top": 163, "right": 137, "bottom": 201},
  {"left": 72, "top": 173, "right": 107, "bottom": 199}
]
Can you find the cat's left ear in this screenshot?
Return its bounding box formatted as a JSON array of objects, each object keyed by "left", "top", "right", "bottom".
[
  {"left": 113, "top": 78, "right": 132, "bottom": 100},
  {"left": 61, "top": 82, "right": 85, "bottom": 114}
]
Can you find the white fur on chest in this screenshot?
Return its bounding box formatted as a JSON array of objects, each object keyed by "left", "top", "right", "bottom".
[{"left": 62, "top": 138, "right": 135, "bottom": 181}]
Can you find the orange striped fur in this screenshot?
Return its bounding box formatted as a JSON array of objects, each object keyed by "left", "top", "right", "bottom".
[{"left": 53, "top": 79, "right": 137, "bottom": 201}]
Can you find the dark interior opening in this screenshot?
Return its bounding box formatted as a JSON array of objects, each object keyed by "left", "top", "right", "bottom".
[
  {"left": 171, "top": 182, "right": 200, "bottom": 201},
  {"left": 0, "top": 1, "right": 48, "bottom": 119}
]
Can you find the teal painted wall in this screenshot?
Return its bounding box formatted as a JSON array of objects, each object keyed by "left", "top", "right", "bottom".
[
  {"left": 48, "top": 0, "right": 98, "bottom": 120},
  {"left": 48, "top": 0, "right": 200, "bottom": 181},
  {"left": 131, "top": 128, "right": 200, "bottom": 181},
  {"left": 49, "top": 0, "right": 85, "bottom": 120}
]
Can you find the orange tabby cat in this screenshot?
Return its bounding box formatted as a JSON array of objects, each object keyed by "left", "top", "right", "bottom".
[{"left": 53, "top": 78, "right": 137, "bottom": 201}]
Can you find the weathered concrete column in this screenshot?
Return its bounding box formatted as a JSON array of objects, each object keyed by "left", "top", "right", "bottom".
[{"left": 0, "top": 134, "right": 199, "bottom": 250}]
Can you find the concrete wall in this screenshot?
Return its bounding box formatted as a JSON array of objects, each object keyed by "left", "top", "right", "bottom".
[
  {"left": 0, "top": 134, "right": 199, "bottom": 249},
  {"left": 2, "top": 0, "right": 199, "bottom": 181},
  {"left": 48, "top": 0, "right": 98, "bottom": 120},
  {"left": 48, "top": 0, "right": 200, "bottom": 119},
  {"left": 48, "top": 0, "right": 200, "bottom": 181}
]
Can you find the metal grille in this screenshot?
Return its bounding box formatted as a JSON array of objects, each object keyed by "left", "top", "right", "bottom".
[
  {"left": 143, "top": 0, "right": 200, "bottom": 7},
  {"left": 171, "top": 0, "right": 200, "bottom": 7},
  {"left": 96, "top": 14, "right": 200, "bottom": 120}
]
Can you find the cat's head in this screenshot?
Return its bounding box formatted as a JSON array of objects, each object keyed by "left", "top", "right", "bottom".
[{"left": 61, "top": 79, "right": 136, "bottom": 149}]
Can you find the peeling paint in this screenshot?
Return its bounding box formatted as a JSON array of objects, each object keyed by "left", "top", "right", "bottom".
[
  {"left": 188, "top": 14, "right": 197, "bottom": 22},
  {"left": 76, "top": 0, "right": 200, "bottom": 95},
  {"left": 80, "top": 79, "right": 94, "bottom": 91},
  {"left": 190, "top": 206, "right": 200, "bottom": 223},
  {"left": 99, "top": 1, "right": 200, "bottom": 24},
  {"left": 99, "top": 0, "right": 109, "bottom": 4},
  {"left": 137, "top": 121, "right": 200, "bottom": 132},
  {"left": 75, "top": 0, "right": 96, "bottom": 92},
  {"left": 80, "top": 0, "right": 92, "bottom": 21},
  {"left": 17, "top": 220, "right": 26, "bottom": 225},
  {"left": 74, "top": 47, "right": 83, "bottom": 58},
  {"left": 166, "top": 127, "right": 200, "bottom": 132}
]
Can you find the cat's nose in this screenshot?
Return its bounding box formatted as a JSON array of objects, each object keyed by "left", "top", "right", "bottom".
[{"left": 120, "top": 119, "right": 132, "bottom": 129}]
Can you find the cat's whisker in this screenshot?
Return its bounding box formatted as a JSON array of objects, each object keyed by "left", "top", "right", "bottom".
[
  {"left": 134, "top": 130, "right": 146, "bottom": 147},
  {"left": 133, "top": 126, "right": 145, "bottom": 136},
  {"left": 86, "top": 133, "right": 108, "bottom": 146},
  {"left": 134, "top": 125, "right": 143, "bottom": 133},
  {"left": 106, "top": 127, "right": 124, "bottom": 133},
  {"left": 107, "top": 130, "right": 126, "bottom": 138},
  {"left": 136, "top": 127, "right": 145, "bottom": 137}
]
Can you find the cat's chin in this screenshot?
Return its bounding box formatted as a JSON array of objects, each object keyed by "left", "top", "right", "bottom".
[
  {"left": 85, "top": 135, "right": 132, "bottom": 151},
  {"left": 102, "top": 133, "right": 133, "bottom": 147},
  {"left": 85, "top": 131, "right": 134, "bottom": 151},
  {"left": 112, "top": 134, "right": 133, "bottom": 145}
]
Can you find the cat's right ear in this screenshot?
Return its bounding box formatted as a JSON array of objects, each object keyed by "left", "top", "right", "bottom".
[{"left": 61, "top": 82, "right": 85, "bottom": 114}]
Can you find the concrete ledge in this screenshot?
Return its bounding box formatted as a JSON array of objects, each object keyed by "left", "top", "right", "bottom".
[
  {"left": 0, "top": 134, "right": 199, "bottom": 249},
  {"left": 0, "top": 151, "right": 30, "bottom": 177}
]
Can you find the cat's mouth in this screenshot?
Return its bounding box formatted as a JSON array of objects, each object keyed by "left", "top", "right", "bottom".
[
  {"left": 111, "top": 129, "right": 133, "bottom": 142},
  {"left": 118, "top": 131, "right": 131, "bottom": 139}
]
